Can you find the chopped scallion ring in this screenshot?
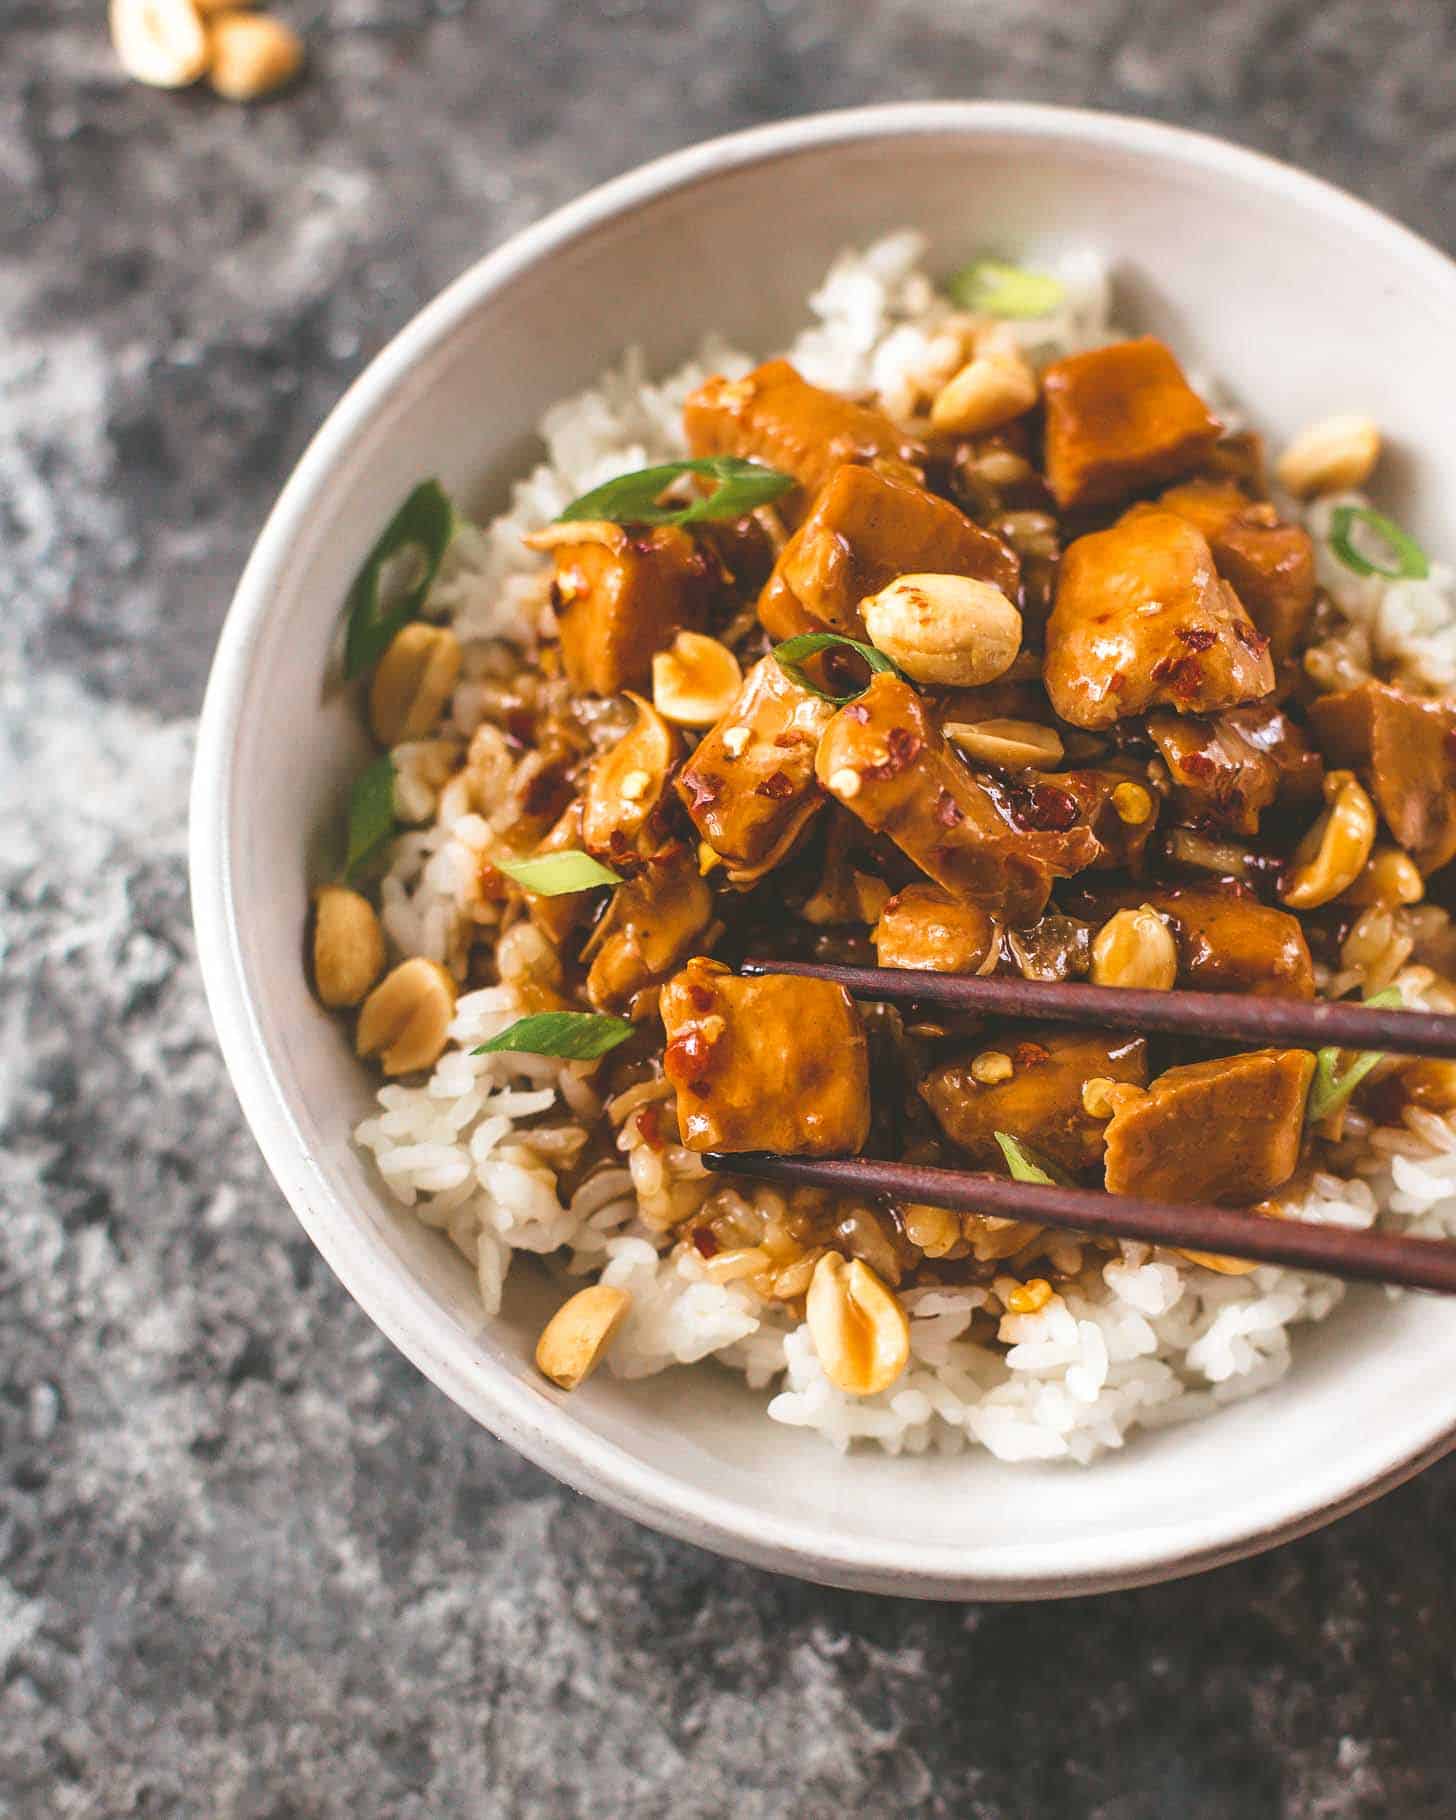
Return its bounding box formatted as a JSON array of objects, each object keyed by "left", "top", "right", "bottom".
[
  {"left": 770, "top": 632, "right": 900, "bottom": 703},
  {"left": 557, "top": 457, "right": 794, "bottom": 529},
  {"left": 474, "top": 1011, "right": 634, "bottom": 1061},
  {"left": 343, "top": 479, "right": 459, "bottom": 679},
  {"left": 949, "top": 259, "right": 1065, "bottom": 319},
  {"left": 1328, "top": 505, "right": 1430, "bottom": 581}
]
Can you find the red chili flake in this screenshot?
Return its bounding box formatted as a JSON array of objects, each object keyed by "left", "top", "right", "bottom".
[
  {"left": 680, "top": 770, "right": 723, "bottom": 810},
  {"left": 691, "top": 1226, "right": 720, "bottom": 1258},
  {"left": 1007, "top": 783, "right": 1080, "bottom": 832},
  {"left": 519, "top": 769, "right": 565, "bottom": 817},
  {"left": 635, "top": 1104, "right": 665, "bottom": 1151},
  {"left": 843, "top": 702, "right": 872, "bottom": 724},
  {"left": 664, "top": 1029, "right": 714, "bottom": 1084},
  {"left": 755, "top": 769, "right": 796, "bottom": 799},
  {"left": 934, "top": 789, "right": 964, "bottom": 828},
  {"left": 688, "top": 984, "right": 715, "bottom": 1013},
  {"left": 863, "top": 727, "right": 923, "bottom": 780},
  {"left": 1234, "top": 621, "right": 1270, "bottom": 654},
  {"left": 1179, "top": 751, "right": 1218, "bottom": 781},
  {"left": 1150, "top": 654, "right": 1178, "bottom": 683},
  {"left": 773, "top": 731, "right": 812, "bottom": 748},
  {"left": 1108, "top": 671, "right": 1127, "bottom": 694},
  {"left": 1013, "top": 1041, "right": 1050, "bottom": 1069},
  {"left": 1176, "top": 626, "right": 1217, "bottom": 651}
]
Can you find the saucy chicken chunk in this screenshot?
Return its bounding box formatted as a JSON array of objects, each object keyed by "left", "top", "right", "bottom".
[
  {"left": 872, "top": 882, "right": 998, "bottom": 973},
  {"left": 922, "top": 1028, "right": 1149, "bottom": 1178},
  {"left": 817, "top": 672, "right": 1101, "bottom": 925},
  {"left": 661, "top": 958, "right": 870, "bottom": 1155},
  {"left": 757, "top": 462, "right": 1020, "bottom": 642},
  {"left": 547, "top": 523, "right": 712, "bottom": 695},
  {"left": 683, "top": 359, "right": 926, "bottom": 518},
  {"left": 584, "top": 846, "right": 713, "bottom": 1015},
  {"left": 1103, "top": 1049, "right": 1314, "bottom": 1203},
  {"left": 1148, "top": 701, "right": 1323, "bottom": 837},
  {"left": 1044, "top": 511, "right": 1275, "bottom": 728},
  {"left": 1309, "top": 680, "right": 1456, "bottom": 874},
  {"left": 675, "top": 654, "right": 837, "bottom": 881},
  {"left": 1041, "top": 338, "right": 1222, "bottom": 510}
]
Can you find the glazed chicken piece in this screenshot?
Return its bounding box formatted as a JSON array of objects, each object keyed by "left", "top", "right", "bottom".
[
  {"left": 756, "top": 463, "right": 1020, "bottom": 642},
  {"left": 1103, "top": 1049, "right": 1315, "bottom": 1203},
  {"left": 661, "top": 958, "right": 871, "bottom": 1155},
  {"left": 581, "top": 694, "right": 682, "bottom": 868},
  {"left": 1044, "top": 511, "right": 1275, "bottom": 729},
  {"left": 1069, "top": 883, "right": 1316, "bottom": 999},
  {"left": 921, "top": 1027, "right": 1149, "bottom": 1179},
  {"left": 682, "top": 360, "right": 927, "bottom": 520},
  {"left": 1309, "top": 680, "right": 1456, "bottom": 874},
  {"left": 1147, "top": 701, "right": 1323, "bottom": 837},
  {"left": 675, "top": 655, "right": 837, "bottom": 883},
  {"left": 1041, "top": 338, "right": 1222, "bottom": 510},
  {"left": 542, "top": 523, "right": 713, "bottom": 695},
  {"left": 584, "top": 847, "right": 714, "bottom": 1015},
  {"left": 816, "top": 673, "right": 1102, "bottom": 926},
  {"left": 1152, "top": 482, "right": 1317, "bottom": 665},
  {"left": 872, "top": 882, "right": 998, "bottom": 973}
]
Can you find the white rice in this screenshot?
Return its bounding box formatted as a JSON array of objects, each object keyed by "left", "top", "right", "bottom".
[{"left": 354, "top": 234, "right": 1456, "bottom": 1462}]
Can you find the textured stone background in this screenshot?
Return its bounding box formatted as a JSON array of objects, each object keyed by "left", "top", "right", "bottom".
[{"left": 5, "top": 2, "right": 1456, "bottom": 1815}]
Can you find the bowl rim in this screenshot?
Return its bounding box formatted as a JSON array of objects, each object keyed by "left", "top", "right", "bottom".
[{"left": 191, "top": 98, "right": 1456, "bottom": 1600}]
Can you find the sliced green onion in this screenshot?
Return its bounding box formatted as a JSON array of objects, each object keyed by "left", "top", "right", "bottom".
[
  {"left": 949, "top": 259, "right": 1064, "bottom": 319},
  {"left": 1305, "top": 987, "right": 1406, "bottom": 1124},
  {"left": 474, "top": 1011, "right": 634, "bottom": 1061},
  {"left": 557, "top": 457, "right": 795, "bottom": 529},
  {"left": 343, "top": 479, "right": 459, "bottom": 678},
  {"left": 343, "top": 753, "right": 398, "bottom": 880},
  {"left": 770, "top": 632, "right": 899, "bottom": 704},
  {"left": 496, "top": 851, "right": 623, "bottom": 896},
  {"left": 1328, "top": 505, "right": 1430, "bottom": 582},
  {"left": 994, "top": 1131, "right": 1075, "bottom": 1187}
]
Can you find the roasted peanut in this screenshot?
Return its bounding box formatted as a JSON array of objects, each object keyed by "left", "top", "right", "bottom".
[
  {"left": 651, "top": 631, "right": 742, "bottom": 728},
  {"left": 805, "top": 1253, "right": 910, "bottom": 1397},
  {"left": 861, "top": 572, "right": 1022, "bottom": 687},
  {"left": 1341, "top": 843, "right": 1424, "bottom": 909},
  {"left": 355, "top": 957, "right": 457, "bottom": 1075},
  {"left": 1081, "top": 1076, "right": 1146, "bottom": 1119},
  {"left": 900, "top": 1204, "right": 961, "bottom": 1259},
  {"left": 109, "top": 0, "right": 210, "bottom": 86},
  {"left": 930, "top": 343, "right": 1039, "bottom": 436},
  {"left": 1110, "top": 781, "right": 1155, "bottom": 825},
  {"left": 312, "top": 885, "right": 385, "bottom": 1008},
  {"left": 1275, "top": 414, "right": 1380, "bottom": 498},
  {"left": 944, "top": 717, "right": 1065, "bottom": 771},
  {"left": 1280, "top": 770, "right": 1378, "bottom": 910},
  {"left": 369, "top": 623, "right": 462, "bottom": 747},
  {"left": 534, "top": 1284, "right": 631, "bottom": 1389},
  {"left": 206, "top": 10, "right": 304, "bottom": 100},
  {"left": 1090, "top": 905, "right": 1178, "bottom": 991},
  {"left": 970, "top": 1050, "right": 1014, "bottom": 1085}
]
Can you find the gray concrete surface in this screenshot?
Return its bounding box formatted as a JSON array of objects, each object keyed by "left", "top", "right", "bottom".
[{"left": 4, "top": 1, "right": 1456, "bottom": 1814}]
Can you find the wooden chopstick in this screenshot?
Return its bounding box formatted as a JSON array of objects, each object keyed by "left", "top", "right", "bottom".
[
  {"left": 741, "top": 959, "right": 1456, "bottom": 1059},
  {"left": 702, "top": 1152, "right": 1456, "bottom": 1294}
]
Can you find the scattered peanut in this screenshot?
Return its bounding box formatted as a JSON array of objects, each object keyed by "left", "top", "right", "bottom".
[
  {"left": 1081, "top": 1076, "right": 1145, "bottom": 1119},
  {"left": 534, "top": 1284, "right": 631, "bottom": 1389},
  {"left": 861, "top": 572, "right": 1022, "bottom": 687},
  {"left": 970, "top": 1050, "right": 1015, "bottom": 1085},
  {"left": 651, "top": 631, "right": 743, "bottom": 728},
  {"left": 312, "top": 885, "right": 385, "bottom": 1008},
  {"left": 900, "top": 1204, "right": 961, "bottom": 1259},
  {"left": 1005, "top": 1277, "right": 1054, "bottom": 1315},
  {"left": 930, "top": 343, "right": 1039, "bottom": 436},
  {"left": 1275, "top": 414, "right": 1381, "bottom": 498},
  {"left": 1280, "top": 770, "right": 1378, "bottom": 910},
  {"left": 206, "top": 11, "right": 305, "bottom": 100},
  {"left": 109, "top": 0, "right": 210, "bottom": 87},
  {"left": 355, "top": 957, "right": 457, "bottom": 1075},
  {"left": 1342, "top": 843, "right": 1424, "bottom": 909},
  {"left": 805, "top": 1253, "right": 910, "bottom": 1397},
  {"left": 944, "top": 717, "right": 1065, "bottom": 771},
  {"left": 1110, "top": 781, "right": 1154, "bottom": 825},
  {"left": 1090, "top": 904, "right": 1178, "bottom": 991},
  {"left": 369, "top": 623, "right": 462, "bottom": 748}
]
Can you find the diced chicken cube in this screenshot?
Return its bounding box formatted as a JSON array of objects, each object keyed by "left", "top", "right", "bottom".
[
  {"left": 1103, "top": 1049, "right": 1315, "bottom": 1203},
  {"left": 1041, "top": 338, "right": 1222, "bottom": 509},
  {"left": 757, "top": 463, "right": 1019, "bottom": 642},
  {"left": 675, "top": 655, "right": 837, "bottom": 882},
  {"left": 548, "top": 523, "right": 712, "bottom": 695},
  {"left": 872, "top": 883, "right": 998, "bottom": 973},
  {"left": 682, "top": 360, "right": 926, "bottom": 521},
  {"left": 661, "top": 958, "right": 870, "bottom": 1155},
  {"left": 816, "top": 673, "right": 1101, "bottom": 926},
  {"left": 1044, "top": 511, "right": 1275, "bottom": 728},
  {"left": 1150, "top": 484, "right": 1317, "bottom": 665},
  {"left": 584, "top": 847, "right": 714, "bottom": 1014},
  {"left": 1148, "top": 702, "right": 1323, "bottom": 837},
  {"left": 921, "top": 1028, "right": 1149, "bottom": 1179},
  {"left": 1309, "top": 680, "right": 1456, "bottom": 874}
]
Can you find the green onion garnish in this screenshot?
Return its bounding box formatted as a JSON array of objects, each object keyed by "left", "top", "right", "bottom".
[
  {"left": 1328, "top": 505, "right": 1430, "bottom": 582},
  {"left": 343, "top": 753, "right": 398, "bottom": 880},
  {"left": 949, "top": 259, "right": 1064, "bottom": 320},
  {"left": 343, "top": 479, "right": 459, "bottom": 678},
  {"left": 994, "top": 1131, "right": 1075, "bottom": 1187},
  {"left": 557, "top": 457, "right": 794, "bottom": 530},
  {"left": 770, "top": 631, "right": 899, "bottom": 704},
  {"left": 496, "top": 851, "right": 623, "bottom": 896},
  {"left": 1305, "top": 987, "right": 1406, "bottom": 1124},
  {"left": 474, "top": 1011, "right": 634, "bottom": 1061}
]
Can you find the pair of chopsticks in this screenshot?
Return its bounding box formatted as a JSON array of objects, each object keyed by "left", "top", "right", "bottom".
[{"left": 701, "top": 961, "right": 1456, "bottom": 1295}]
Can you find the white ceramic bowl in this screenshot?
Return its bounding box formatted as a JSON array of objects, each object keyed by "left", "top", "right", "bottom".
[{"left": 191, "top": 102, "right": 1456, "bottom": 1599}]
